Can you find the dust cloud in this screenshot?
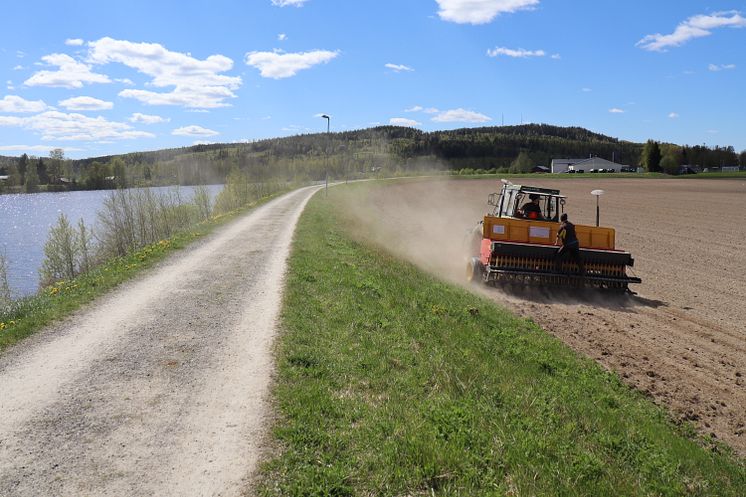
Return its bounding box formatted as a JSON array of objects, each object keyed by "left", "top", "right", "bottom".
[{"left": 339, "top": 178, "right": 486, "bottom": 285}]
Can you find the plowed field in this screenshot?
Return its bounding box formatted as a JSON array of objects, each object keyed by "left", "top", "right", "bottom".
[{"left": 347, "top": 178, "right": 746, "bottom": 455}]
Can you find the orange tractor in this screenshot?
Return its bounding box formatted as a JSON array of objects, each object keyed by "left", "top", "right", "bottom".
[{"left": 467, "top": 181, "right": 641, "bottom": 292}]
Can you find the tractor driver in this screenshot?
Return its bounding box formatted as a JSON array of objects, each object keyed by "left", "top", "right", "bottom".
[{"left": 519, "top": 194, "right": 544, "bottom": 220}]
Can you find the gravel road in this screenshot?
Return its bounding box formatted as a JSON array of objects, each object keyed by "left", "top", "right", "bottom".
[{"left": 0, "top": 186, "right": 319, "bottom": 497}]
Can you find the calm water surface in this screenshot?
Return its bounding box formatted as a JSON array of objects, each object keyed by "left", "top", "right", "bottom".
[{"left": 0, "top": 185, "right": 223, "bottom": 297}]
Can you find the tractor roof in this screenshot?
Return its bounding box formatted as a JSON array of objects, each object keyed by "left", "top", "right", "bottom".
[{"left": 505, "top": 184, "right": 562, "bottom": 196}]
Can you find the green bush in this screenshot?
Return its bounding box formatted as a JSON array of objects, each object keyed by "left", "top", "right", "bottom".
[
  {"left": 40, "top": 213, "right": 86, "bottom": 286},
  {"left": 0, "top": 252, "right": 11, "bottom": 305}
]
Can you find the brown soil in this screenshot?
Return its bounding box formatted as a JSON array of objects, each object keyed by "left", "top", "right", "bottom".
[{"left": 346, "top": 177, "right": 746, "bottom": 456}]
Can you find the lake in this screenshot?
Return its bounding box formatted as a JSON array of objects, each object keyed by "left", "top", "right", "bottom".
[{"left": 0, "top": 185, "right": 224, "bottom": 298}]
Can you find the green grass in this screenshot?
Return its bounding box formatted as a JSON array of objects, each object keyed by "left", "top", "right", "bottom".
[
  {"left": 0, "top": 191, "right": 287, "bottom": 353},
  {"left": 258, "top": 185, "right": 745, "bottom": 496}
]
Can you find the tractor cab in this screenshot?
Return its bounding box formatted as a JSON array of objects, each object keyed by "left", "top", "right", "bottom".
[{"left": 488, "top": 183, "right": 566, "bottom": 222}]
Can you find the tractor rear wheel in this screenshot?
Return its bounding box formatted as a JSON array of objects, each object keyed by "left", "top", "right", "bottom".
[{"left": 466, "top": 257, "right": 484, "bottom": 284}]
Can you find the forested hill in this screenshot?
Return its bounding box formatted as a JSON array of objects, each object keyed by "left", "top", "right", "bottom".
[
  {"left": 75, "top": 123, "right": 648, "bottom": 185},
  {"left": 1, "top": 124, "right": 743, "bottom": 191},
  {"left": 81, "top": 123, "right": 640, "bottom": 174}
]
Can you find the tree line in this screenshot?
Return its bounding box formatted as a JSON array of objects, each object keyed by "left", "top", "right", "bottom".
[{"left": 2, "top": 124, "right": 744, "bottom": 194}]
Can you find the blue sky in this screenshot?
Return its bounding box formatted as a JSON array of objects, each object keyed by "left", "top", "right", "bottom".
[{"left": 0, "top": 0, "right": 744, "bottom": 159}]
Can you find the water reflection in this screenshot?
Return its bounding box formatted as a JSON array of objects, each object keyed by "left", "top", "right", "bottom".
[{"left": 0, "top": 185, "right": 223, "bottom": 297}]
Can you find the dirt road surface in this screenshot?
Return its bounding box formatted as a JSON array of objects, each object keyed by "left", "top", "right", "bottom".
[
  {"left": 349, "top": 177, "right": 746, "bottom": 456},
  {"left": 0, "top": 186, "right": 319, "bottom": 497}
]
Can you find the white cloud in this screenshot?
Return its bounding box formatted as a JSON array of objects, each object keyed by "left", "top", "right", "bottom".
[
  {"left": 550, "top": 53, "right": 561, "bottom": 59},
  {"left": 431, "top": 108, "right": 491, "bottom": 123},
  {"left": 24, "top": 53, "right": 111, "bottom": 88},
  {"left": 708, "top": 63, "right": 736, "bottom": 71},
  {"left": 424, "top": 107, "right": 440, "bottom": 114},
  {"left": 65, "top": 38, "right": 84, "bottom": 46},
  {"left": 172, "top": 125, "right": 219, "bottom": 137},
  {"left": 389, "top": 118, "right": 421, "bottom": 127},
  {"left": 669, "top": 112, "right": 679, "bottom": 119},
  {"left": 13, "top": 65, "right": 24, "bottom": 71},
  {"left": 88, "top": 37, "right": 241, "bottom": 109},
  {"left": 487, "top": 47, "right": 545, "bottom": 58},
  {"left": 245, "top": 49, "right": 339, "bottom": 78},
  {"left": 58, "top": 96, "right": 113, "bottom": 111},
  {"left": 0, "top": 110, "right": 155, "bottom": 141},
  {"left": 436, "top": 0, "right": 539, "bottom": 24},
  {"left": 637, "top": 11, "right": 746, "bottom": 51},
  {"left": 278, "top": 33, "right": 288, "bottom": 41},
  {"left": 130, "top": 112, "right": 170, "bottom": 124},
  {"left": 0, "top": 144, "right": 84, "bottom": 153},
  {"left": 385, "top": 63, "right": 414, "bottom": 72},
  {"left": 405, "top": 106, "right": 423, "bottom": 112},
  {"left": 272, "top": 0, "right": 308, "bottom": 6},
  {"left": 0, "top": 95, "right": 48, "bottom": 113},
  {"left": 6, "top": 81, "right": 15, "bottom": 91},
  {"left": 581, "top": 87, "right": 592, "bottom": 92},
  {"left": 609, "top": 108, "right": 625, "bottom": 113},
  {"left": 115, "top": 78, "right": 134, "bottom": 85}
]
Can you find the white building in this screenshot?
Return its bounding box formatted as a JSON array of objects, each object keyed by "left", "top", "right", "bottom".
[{"left": 551, "top": 157, "right": 629, "bottom": 173}]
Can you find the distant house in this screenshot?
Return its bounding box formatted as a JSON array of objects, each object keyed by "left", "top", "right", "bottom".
[
  {"left": 531, "top": 165, "right": 550, "bottom": 173},
  {"left": 0, "top": 175, "right": 9, "bottom": 182},
  {"left": 550, "top": 157, "right": 630, "bottom": 173}
]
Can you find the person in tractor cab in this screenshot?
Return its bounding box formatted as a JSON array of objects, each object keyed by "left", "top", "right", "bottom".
[
  {"left": 555, "top": 213, "right": 585, "bottom": 275},
  {"left": 519, "top": 194, "right": 544, "bottom": 220}
]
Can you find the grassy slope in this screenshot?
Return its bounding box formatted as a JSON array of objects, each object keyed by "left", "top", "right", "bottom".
[{"left": 259, "top": 186, "right": 745, "bottom": 496}]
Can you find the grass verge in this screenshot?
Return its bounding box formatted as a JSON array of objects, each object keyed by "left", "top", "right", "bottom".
[
  {"left": 258, "top": 186, "right": 745, "bottom": 496},
  {"left": 0, "top": 190, "right": 287, "bottom": 353}
]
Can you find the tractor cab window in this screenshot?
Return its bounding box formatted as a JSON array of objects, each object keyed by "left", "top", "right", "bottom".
[
  {"left": 516, "top": 193, "right": 546, "bottom": 220},
  {"left": 514, "top": 193, "right": 563, "bottom": 222},
  {"left": 491, "top": 187, "right": 565, "bottom": 222}
]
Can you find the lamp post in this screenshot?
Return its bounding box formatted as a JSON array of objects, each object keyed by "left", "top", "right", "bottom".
[
  {"left": 321, "top": 114, "right": 330, "bottom": 196},
  {"left": 591, "top": 189, "right": 604, "bottom": 227}
]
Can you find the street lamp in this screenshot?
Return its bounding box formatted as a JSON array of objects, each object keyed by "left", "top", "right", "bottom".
[{"left": 320, "top": 114, "right": 330, "bottom": 195}]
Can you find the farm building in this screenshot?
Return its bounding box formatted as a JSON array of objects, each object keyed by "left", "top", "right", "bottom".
[{"left": 550, "top": 157, "right": 630, "bottom": 173}]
